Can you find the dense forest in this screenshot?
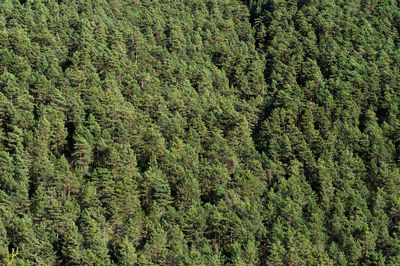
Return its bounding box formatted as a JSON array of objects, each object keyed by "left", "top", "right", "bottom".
[{"left": 1, "top": 0, "right": 400, "bottom": 264}]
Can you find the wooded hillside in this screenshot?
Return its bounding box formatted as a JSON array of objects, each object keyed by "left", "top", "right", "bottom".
[{"left": 1, "top": 0, "right": 400, "bottom": 264}]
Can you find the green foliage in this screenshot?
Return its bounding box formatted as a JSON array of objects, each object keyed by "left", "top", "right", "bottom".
[{"left": 0, "top": 0, "right": 400, "bottom": 264}]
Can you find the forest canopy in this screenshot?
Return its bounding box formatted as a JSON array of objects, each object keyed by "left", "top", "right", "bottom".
[{"left": 1, "top": 0, "right": 400, "bottom": 264}]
